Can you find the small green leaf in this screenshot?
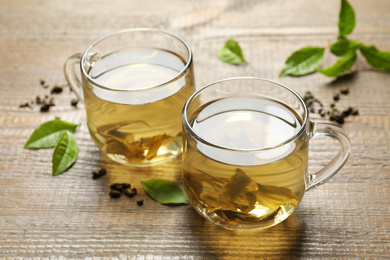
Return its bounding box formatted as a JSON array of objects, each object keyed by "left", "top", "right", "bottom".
[
  {"left": 218, "top": 39, "right": 246, "bottom": 64},
  {"left": 141, "top": 179, "right": 188, "bottom": 205},
  {"left": 280, "top": 47, "right": 325, "bottom": 76},
  {"left": 317, "top": 54, "right": 356, "bottom": 77},
  {"left": 25, "top": 119, "right": 78, "bottom": 149},
  {"left": 52, "top": 130, "right": 79, "bottom": 176},
  {"left": 330, "top": 39, "right": 362, "bottom": 57},
  {"left": 338, "top": 0, "right": 356, "bottom": 38},
  {"left": 360, "top": 45, "right": 390, "bottom": 71}
]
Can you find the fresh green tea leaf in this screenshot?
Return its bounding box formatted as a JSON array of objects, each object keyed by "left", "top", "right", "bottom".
[
  {"left": 52, "top": 130, "right": 79, "bottom": 176},
  {"left": 25, "top": 119, "right": 78, "bottom": 149},
  {"left": 338, "top": 0, "right": 356, "bottom": 38},
  {"left": 280, "top": 47, "right": 325, "bottom": 76},
  {"left": 317, "top": 54, "right": 356, "bottom": 77},
  {"left": 141, "top": 179, "right": 188, "bottom": 205},
  {"left": 218, "top": 39, "right": 246, "bottom": 64},
  {"left": 330, "top": 39, "right": 362, "bottom": 56},
  {"left": 360, "top": 45, "right": 390, "bottom": 71}
]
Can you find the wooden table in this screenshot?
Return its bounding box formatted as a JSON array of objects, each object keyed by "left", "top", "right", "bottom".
[{"left": 1, "top": 0, "right": 389, "bottom": 258}]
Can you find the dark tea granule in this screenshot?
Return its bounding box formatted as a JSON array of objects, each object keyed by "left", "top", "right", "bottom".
[
  {"left": 351, "top": 107, "right": 359, "bottom": 115},
  {"left": 137, "top": 200, "right": 144, "bottom": 206},
  {"left": 121, "top": 183, "right": 131, "bottom": 189},
  {"left": 319, "top": 108, "right": 326, "bottom": 117},
  {"left": 110, "top": 183, "right": 125, "bottom": 192},
  {"left": 48, "top": 97, "right": 55, "bottom": 106},
  {"left": 71, "top": 99, "right": 79, "bottom": 107},
  {"left": 35, "top": 96, "right": 43, "bottom": 104},
  {"left": 50, "top": 85, "right": 63, "bottom": 94},
  {"left": 40, "top": 103, "right": 51, "bottom": 112},
  {"left": 342, "top": 107, "right": 353, "bottom": 117},
  {"left": 109, "top": 190, "right": 121, "bottom": 198},
  {"left": 124, "top": 187, "right": 137, "bottom": 198},
  {"left": 98, "top": 168, "right": 107, "bottom": 176},
  {"left": 19, "top": 102, "right": 31, "bottom": 108},
  {"left": 340, "top": 86, "right": 349, "bottom": 95},
  {"left": 92, "top": 168, "right": 107, "bottom": 180},
  {"left": 302, "top": 87, "right": 359, "bottom": 125}
]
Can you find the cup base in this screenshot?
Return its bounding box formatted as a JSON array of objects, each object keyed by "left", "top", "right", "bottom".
[
  {"left": 106, "top": 151, "right": 181, "bottom": 167},
  {"left": 193, "top": 202, "right": 296, "bottom": 231}
]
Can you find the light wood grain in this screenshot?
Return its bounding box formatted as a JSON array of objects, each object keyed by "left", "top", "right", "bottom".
[{"left": 1, "top": 0, "right": 390, "bottom": 258}]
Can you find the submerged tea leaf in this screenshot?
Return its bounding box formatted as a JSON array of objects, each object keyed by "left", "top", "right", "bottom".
[
  {"left": 280, "top": 47, "right": 325, "bottom": 76},
  {"left": 360, "top": 45, "right": 390, "bottom": 71},
  {"left": 141, "top": 179, "right": 188, "bottom": 205},
  {"left": 200, "top": 168, "right": 299, "bottom": 214},
  {"left": 317, "top": 54, "right": 356, "bottom": 77},
  {"left": 25, "top": 119, "right": 78, "bottom": 149},
  {"left": 218, "top": 39, "right": 246, "bottom": 64},
  {"left": 145, "top": 133, "right": 166, "bottom": 160},
  {"left": 52, "top": 130, "right": 79, "bottom": 176},
  {"left": 338, "top": 0, "right": 356, "bottom": 38}
]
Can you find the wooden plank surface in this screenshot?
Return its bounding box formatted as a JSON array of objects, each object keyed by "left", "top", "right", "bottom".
[{"left": 1, "top": 0, "right": 390, "bottom": 258}]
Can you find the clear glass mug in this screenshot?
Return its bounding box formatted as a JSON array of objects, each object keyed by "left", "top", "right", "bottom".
[
  {"left": 182, "top": 77, "right": 351, "bottom": 231},
  {"left": 64, "top": 29, "right": 195, "bottom": 166}
]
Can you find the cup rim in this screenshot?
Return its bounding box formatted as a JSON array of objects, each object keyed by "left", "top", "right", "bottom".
[
  {"left": 80, "top": 28, "right": 193, "bottom": 92},
  {"left": 182, "top": 77, "right": 309, "bottom": 152}
]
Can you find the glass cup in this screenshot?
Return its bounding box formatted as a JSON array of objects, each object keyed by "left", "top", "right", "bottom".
[
  {"left": 64, "top": 29, "right": 195, "bottom": 166},
  {"left": 182, "top": 77, "right": 351, "bottom": 231}
]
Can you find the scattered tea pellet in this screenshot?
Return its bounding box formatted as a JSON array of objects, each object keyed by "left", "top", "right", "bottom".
[
  {"left": 92, "top": 168, "right": 107, "bottom": 180},
  {"left": 109, "top": 190, "right": 121, "bottom": 198},
  {"left": 48, "top": 97, "right": 55, "bottom": 106},
  {"left": 319, "top": 108, "right": 326, "bottom": 117},
  {"left": 333, "top": 93, "right": 340, "bottom": 102},
  {"left": 137, "top": 200, "right": 144, "bottom": 206},
  {"left": 351, "top": 107, "right": 359, "bottom": 116},
  {"left": 50, "top": 85, "right": 63, "bottom": 94},
  {"left": 124, "top": 187, "right": 137, "bottom": 198},
  {"left": 35, "top": 96, "right": 43, "bottom": 104},
  {"left": 40, "top": 79, "right": 45, "bottom": 86},
  {"left": 71, "top": 99, "right": 79, "bottom": 107},
  {"left": 98, "top": 168, "right": 107, "bottom": 176},
  {"left": 340, "top": 86, "right": 349, "bottom": 95},
  {"left": 110, "top": 183, "right": 125, "bottom": 192},
  {"left": 19, "top": 102, "right": 31, "bottom": 108},
  {"left": 121, "top": 183, "right": 131, "bottom": 189},
  {"left": 342, "top": 107, "right": 353, "bottom": 117},
  {"left": 40, "top": 103, "right": 51, "bottom": 112}
]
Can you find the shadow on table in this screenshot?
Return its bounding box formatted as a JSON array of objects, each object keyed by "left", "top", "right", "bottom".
[{"left": 187, "top": 209, "right": 306, "bottom": 258}]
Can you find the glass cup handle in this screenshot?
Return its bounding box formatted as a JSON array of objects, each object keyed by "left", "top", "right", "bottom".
[
  {"left": 63, "top": 53, "right": 84, "bottom": 103},
  {"left": 306, "top": 121, "right": 351, "bottom": 191}
]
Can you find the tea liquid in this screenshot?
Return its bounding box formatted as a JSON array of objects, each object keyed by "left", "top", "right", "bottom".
[
  {"left": 83, "top": 48, "right": 195, "bottom": 165},
  {"left": 183, "top": 96, "right": 308, "bottom": 229}
]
